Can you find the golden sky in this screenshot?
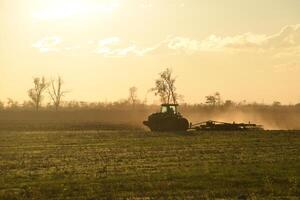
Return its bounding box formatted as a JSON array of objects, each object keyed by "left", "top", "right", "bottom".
[{"left": 1, "top": 0, "right": 300, "bottom": 104}]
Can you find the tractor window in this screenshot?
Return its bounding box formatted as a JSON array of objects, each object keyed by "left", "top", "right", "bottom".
[
  {"left": 161, "top": 106, "right": 168, "bottom": 113},
  {"left": 169, "top": 106, "right": 176, "bottom": 113},
  {"left": 161, "top": 105, "right": 177, "bottom": 114}
]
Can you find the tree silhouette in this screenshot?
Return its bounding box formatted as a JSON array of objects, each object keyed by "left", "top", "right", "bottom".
[
  {"left": 48, "top": 76, "right": 68, "bottom": 111},
  {"left": 152, "top": 68, "right": 179, "bottom": 104},
  {"left": 272, "top": 101, "right": 281, "bottom": 106},
  {"left": 205, "top": 92, "right": 222, "bottom": 106},
  {"left": 28, "top": 77, "right": 48, "bottom": 111},
  {"left": 128, "top": 86, "right": 138, "bottom": 106},
  {"left": 0, "top": 101, "right": 4, "bottom": 110},
  {"left": 7, "top": 98, "right": 19, "bottom": 109}
]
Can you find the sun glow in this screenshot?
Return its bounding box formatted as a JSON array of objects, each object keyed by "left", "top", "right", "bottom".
[{"left": 32, "top": 0, "right": 120, "bottom": 21}]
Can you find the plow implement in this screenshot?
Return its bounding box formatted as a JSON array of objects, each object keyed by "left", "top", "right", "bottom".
[{"left": 189, "top": 120, "right": 264, "bottom": 131}]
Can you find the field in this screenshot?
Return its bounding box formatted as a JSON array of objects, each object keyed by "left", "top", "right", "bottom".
[{"left": 0, "top": 130, "right": 300, "bottom": 199}]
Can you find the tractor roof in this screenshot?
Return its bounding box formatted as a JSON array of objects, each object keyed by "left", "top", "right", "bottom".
[{"left": 161, "top": 104, "right": 179, "bottom": 106}]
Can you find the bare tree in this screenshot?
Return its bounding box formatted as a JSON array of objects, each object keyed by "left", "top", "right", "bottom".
[
  {"left": 28, "top": 77, "right": 48, "bottom": 111},
  {"left": 214, "top": 92, "right": 222, "bottom": 105},
  {"left": 152, "top": 68, "right": 179, "bottom": 104},
  {"left": 205, "top": 95, "right": 217, "bottom": 106},
  {"left": 205, "top": 92, "right": 222, "bottom": 106},
  {"left": 0, "top": 101, "right": 4, "bottom": 110},
  {"left": 153, "top": 78, "right": 168, "bottom": 104},
  {"left": 272, "top": 101, "right": 281, "bottom": 106},
  {"left": 143, "top": 89, "right": 151, "bottom": 104},
  {"left": 7, "top": 98, "right": 19, "bottom": 109},
  {"left": 128, "top": 86, "right": 138, "bottom": 106},
  {"left": 48, "top": 76, "right": 68, "bottom": 111},
  {"left": 224, "top": 100, "right": 235, "bottom": 107}
]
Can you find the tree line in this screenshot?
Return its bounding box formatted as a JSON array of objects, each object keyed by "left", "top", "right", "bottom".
[
  {"left": 0, "top": 68, "right": 178, "bottom": 111},
  {"left": 0, "top": 68, "right": 296, "bottom": 111}
]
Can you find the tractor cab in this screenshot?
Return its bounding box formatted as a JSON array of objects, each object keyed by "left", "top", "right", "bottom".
[
  {"left": 161, "top": 104, "right": 178, "bottom": 114},
  {"left": 143, "top": 103, "right": 189, "bottom": 131}
]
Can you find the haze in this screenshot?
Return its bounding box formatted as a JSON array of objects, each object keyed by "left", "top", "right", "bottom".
[{"left": 1, "top": 0, "right": 300, "bottom": 104}]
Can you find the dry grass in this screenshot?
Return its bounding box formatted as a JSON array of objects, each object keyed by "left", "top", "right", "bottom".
[{"left": 0, "top": 130, "right": 299, "bottom": 199}]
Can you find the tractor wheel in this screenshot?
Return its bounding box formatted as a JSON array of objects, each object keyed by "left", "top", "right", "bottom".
[{"left": 177, "top": 118, "right": 189, "bottom": 131}]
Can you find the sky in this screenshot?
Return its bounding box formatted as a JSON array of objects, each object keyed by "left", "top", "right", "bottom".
[{"left": 1, "top": 0, "right": 300, "bottom": 104}]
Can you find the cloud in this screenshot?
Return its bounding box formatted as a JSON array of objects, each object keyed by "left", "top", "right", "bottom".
[
  {"left": 32, "top": 24, "right": 300, "bottom": 58},
  {"left": 98, "top": 37, "right": 120, "bottom": 46},
  {"left": 165, "top": 33, "right": 265, "bottom": 53},
  {"left": 165, "top": 24, "right": 300, "bottom": 53},
  {"left": 95, "top": 37, "right": 159, "bottom": 57},
  {"left": 32, "top": 36, "right": 62, "bottom": 53},
  {"left": 262, "top": 24, "right": 300, "bottom": 49}
]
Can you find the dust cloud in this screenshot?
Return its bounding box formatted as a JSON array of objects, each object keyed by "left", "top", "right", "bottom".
[{"left": 0, "top": 105, "right": 299, "bottom": 130}]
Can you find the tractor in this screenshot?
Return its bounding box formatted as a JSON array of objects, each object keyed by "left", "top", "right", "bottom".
[
  {"left": 143, "top": 104, "right": 190, "bottom": 132},
  {"left": 143, "top": 104, "right": 264, "bottom": 132}
]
